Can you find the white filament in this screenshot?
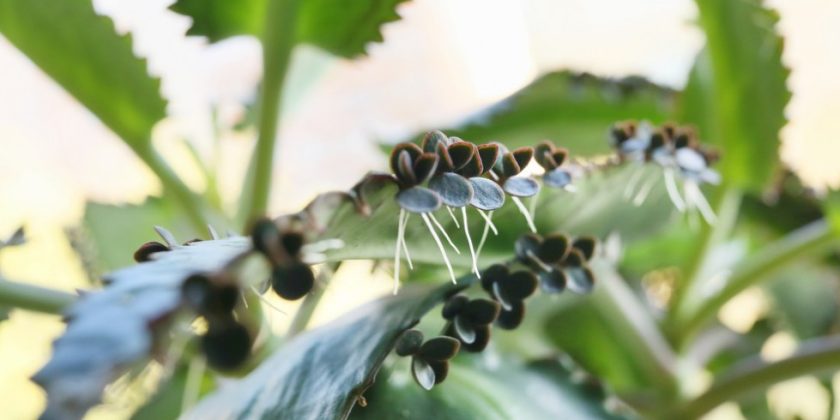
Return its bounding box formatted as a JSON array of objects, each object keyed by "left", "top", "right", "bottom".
[
  {"left": 250, "top": 285, "right": 287, "bottom": 315},
  {"left": 429, "top": 212, "right": 460, "bottom": 254},
  {"left": 475, "top": 211, "right": 493, "bottom": 257},
  {"left": 477, "top": 209, "right": 498, "bottom": 235},
  {"left": 623, "top": 166, "right": 645, "bottom": 199},
  {"left": 512, "top": 196, "right": 537, "bottom": 233},
  {"left": 663, "top": 168, "right": 686, "bottom": 212},
  {"left": 633, "top": 177, "right": 656, "bottom": 206},
  {"left": 421, "top": 213, "right": 456, "bottom": 284},
  {"left": 685, "top": 180, "right": 717, "bottom": 224},
  {"left": 446, "top": 206, "right": 461, "bottom": 228},
  {"left": 394, "top": 209, "right": 406, "bottom": 294},
  {"left": 400, "top": 212, "right": 414, "bottom": 270},
  {"left": 462, "top": 207, "right": 480, "bottom": 277}
]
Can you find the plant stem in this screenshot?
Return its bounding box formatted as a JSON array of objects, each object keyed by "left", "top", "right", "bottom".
[
  {"left": 240, "top": 0, "right": 299, "bottom": 223},
  {"left": 287, "top": 262, "right": 340, "bottom": 336},
  {"left": 0, "top": 278, "right": 76, "bottom": 315},
  {"left": 671, "top": 335, "right": 840, "bottom": 419},
  {"left": 675, "top": 219, "right": 836, "bottom": 343},
  {"left": 142, "top": 147, "right": 209, "bottom": 232},
  {"left": 666, "top": 186, "right": 741, "bottom": 340}
]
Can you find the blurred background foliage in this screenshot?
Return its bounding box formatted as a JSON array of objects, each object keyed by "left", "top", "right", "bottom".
[{"left": 1, "top": 0, "right": 840, "bottom": 419}]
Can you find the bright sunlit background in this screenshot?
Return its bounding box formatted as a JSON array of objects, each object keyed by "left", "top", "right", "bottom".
[{"left": 1, "top": 0, "right": 839, "bottom": 418}]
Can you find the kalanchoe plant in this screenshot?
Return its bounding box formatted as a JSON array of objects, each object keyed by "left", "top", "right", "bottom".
[
  {"left": 4, "top": 0, "right": 826, "bottom": 418},
  {"left": 515, "top": 233, "right": 598, "bottom": 294}
]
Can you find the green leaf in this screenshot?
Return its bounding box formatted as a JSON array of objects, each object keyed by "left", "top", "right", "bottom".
[
  {"left": 170, "top": 0, "right": 407, "bottom": 58},
  {"left": 435, "top": 72, "right": 676, "bottom": 156},
  {"left": 678, "top": 0, "right": 790, "bottom": 192},
  {"left": 183, "top": 282, "right": 462, "bottom": 420},
  {"left": 351, "top": 359, "right": 621, "bottom": 420},
  {"left": 0, "top": 0, "right": 166, "bottom": 153},
  {"left": 79, "top": 198, "right": 196, "bottom": 272},
  {"left": 544, "top": 262, "right": 677, "bottom": 406},
  {"left": 765, "top": 263, "right": 839, "bottom": 340}
]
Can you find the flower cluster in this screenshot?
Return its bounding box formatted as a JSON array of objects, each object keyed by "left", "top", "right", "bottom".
[
  {"left": 389, "top": 131, "right": 579, "bottom": 293},
  {"left": 610, "top": 121, "right": 720, "bottom": 223},
  {"left": 181, "top": 273, "right": 252, "bottom": 371},
  {"left": 251, "top": 218, "right": 315, "bottom": 300}
]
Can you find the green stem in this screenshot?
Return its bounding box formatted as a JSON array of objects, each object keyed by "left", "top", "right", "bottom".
[
  {"left": 666, "top": 186, "right": 741, "bottom": 341},
  {"left": 676, "top": 219, "right": 836, "bottom": 343},
  {"left": 142, "top": 147, "right": 209, "bottom": 232},
  {"left": 591, "top": 261, "right": 679, "bottom": 397},
  {"left": 670, "top": 336, "right": 840, "bottom": 419},
  {"left": 240, "top": 0, "right": 299, "bottom": 223},
  {"left": 0, "top": 278, "right": 76, "bottom": 315},
  {"left": 287, "top": 262, "right": 340, "bottom": 336}
]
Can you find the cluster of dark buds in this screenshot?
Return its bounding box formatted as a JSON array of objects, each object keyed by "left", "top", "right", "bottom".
[
  {"left": 389, "top": 130, "right": 578, "bottom": 293},
  {"left": 251, "top": 218, "right": 315, "bottom": 300},
  {"left": 515, "top": 233, "right": 597, "bottom": 294},
  {"left": 481, "top": 265, "right": 538, "bottom": 329},
  {"left": 395, "top": 330, "right": 460, "bottom": 390},
  {"left": 442, "top": 295, "right": 501, "bottom": 352},
  {"left": 610, "top": 121, "right": 720, "bottom": 224},
  {"left": 181, "top": 273, "right": 252, "bottom": 371}
]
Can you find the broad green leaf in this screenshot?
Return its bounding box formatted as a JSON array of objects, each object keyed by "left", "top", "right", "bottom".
[
  {"left": 765, "top": 263, "right": 839, "bottom": 340},
  {"left": 170, "top": 0, "right": 407, "bottom": 58},
  {"left": 0, "top": 0, "right": 166, "bottom": 153},
  {"left": 678, "top": 0, "right": 790, "bottom": 192},
  {"left": 80, "top": 198, "right": 195, "bottom": 272},
  {"left": 544, "top": 262, "right": 677, "bottom": 406},
  {"left": 184, "top": 282, "right": 461, "bottom": 420},
  {"left": 435, "top": 72, "right": 676, "bottom": 156},
  {"left": 351, "top": 359, "right": 621, "bottom": 420}
]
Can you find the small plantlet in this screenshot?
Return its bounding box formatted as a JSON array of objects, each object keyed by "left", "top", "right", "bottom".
[
  {"left": 442, "top": 295, "right": 500, "bottom": 352},
  {"left": 395, "top": 330, "right": 460, "bottom": 390},
  {"left": 610, "top": 120, "right": 721, "bottom": 224},
  {"left": 250, "top": 218, "right": 316, "bottom": 300},
  {"left": 133, "top": 241, "right": 170, "bottom": 262},
  {"left": 480, "top": 265, "right": 538, "bottom": 329}
]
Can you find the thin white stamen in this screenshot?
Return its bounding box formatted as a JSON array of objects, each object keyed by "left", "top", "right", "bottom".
[
  {"left": 633, "top": 177, "right": 656, "bottom": 206},
  {"left": 477, "top": 209, "right": 498, "bottom": 235},
  {"left": 446, "top": 206, "right": 460, "bottom": 228},
  {"left": 462, "top": 207, "right": 480, "bottom": 277},
  {"left": 528, "top": 194, "right": 539, "bottom": 219},
  {"left": 476, "top": 211, "right": 493, "bottom": 257},
  {"left": 623, "top": 166, "right": 645, "bottom": 199},
  {"left": 686, "top": 181, "right": 717, "bottom": 224},
  {"left": 421, "top": 213, "right": 456, "bottom": 284},
  {"left": 429, "top": 212, "right": 460, "bottom": 254},
  {"left": 400, "top": 212, "right": 414, "bottom": 270},
  {"left": 663, "top": 168, "right": 686, "bottom": 212},
  {"left": 489, "top": 171, "right": 500, "bottom": 181},
  {"left": 250, "top": 286, "right": 288, "bottom": 315},
  {"left": 512, "top": 196, "right": 537, "bottom": 233},
  {"left": 394, "top": 209, "right": 406, "bottom": 294}
]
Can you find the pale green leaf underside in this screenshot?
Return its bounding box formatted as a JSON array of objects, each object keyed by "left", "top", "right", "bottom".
[{"left": 0, "top": 0, "right": 166, "bottom": 152}]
